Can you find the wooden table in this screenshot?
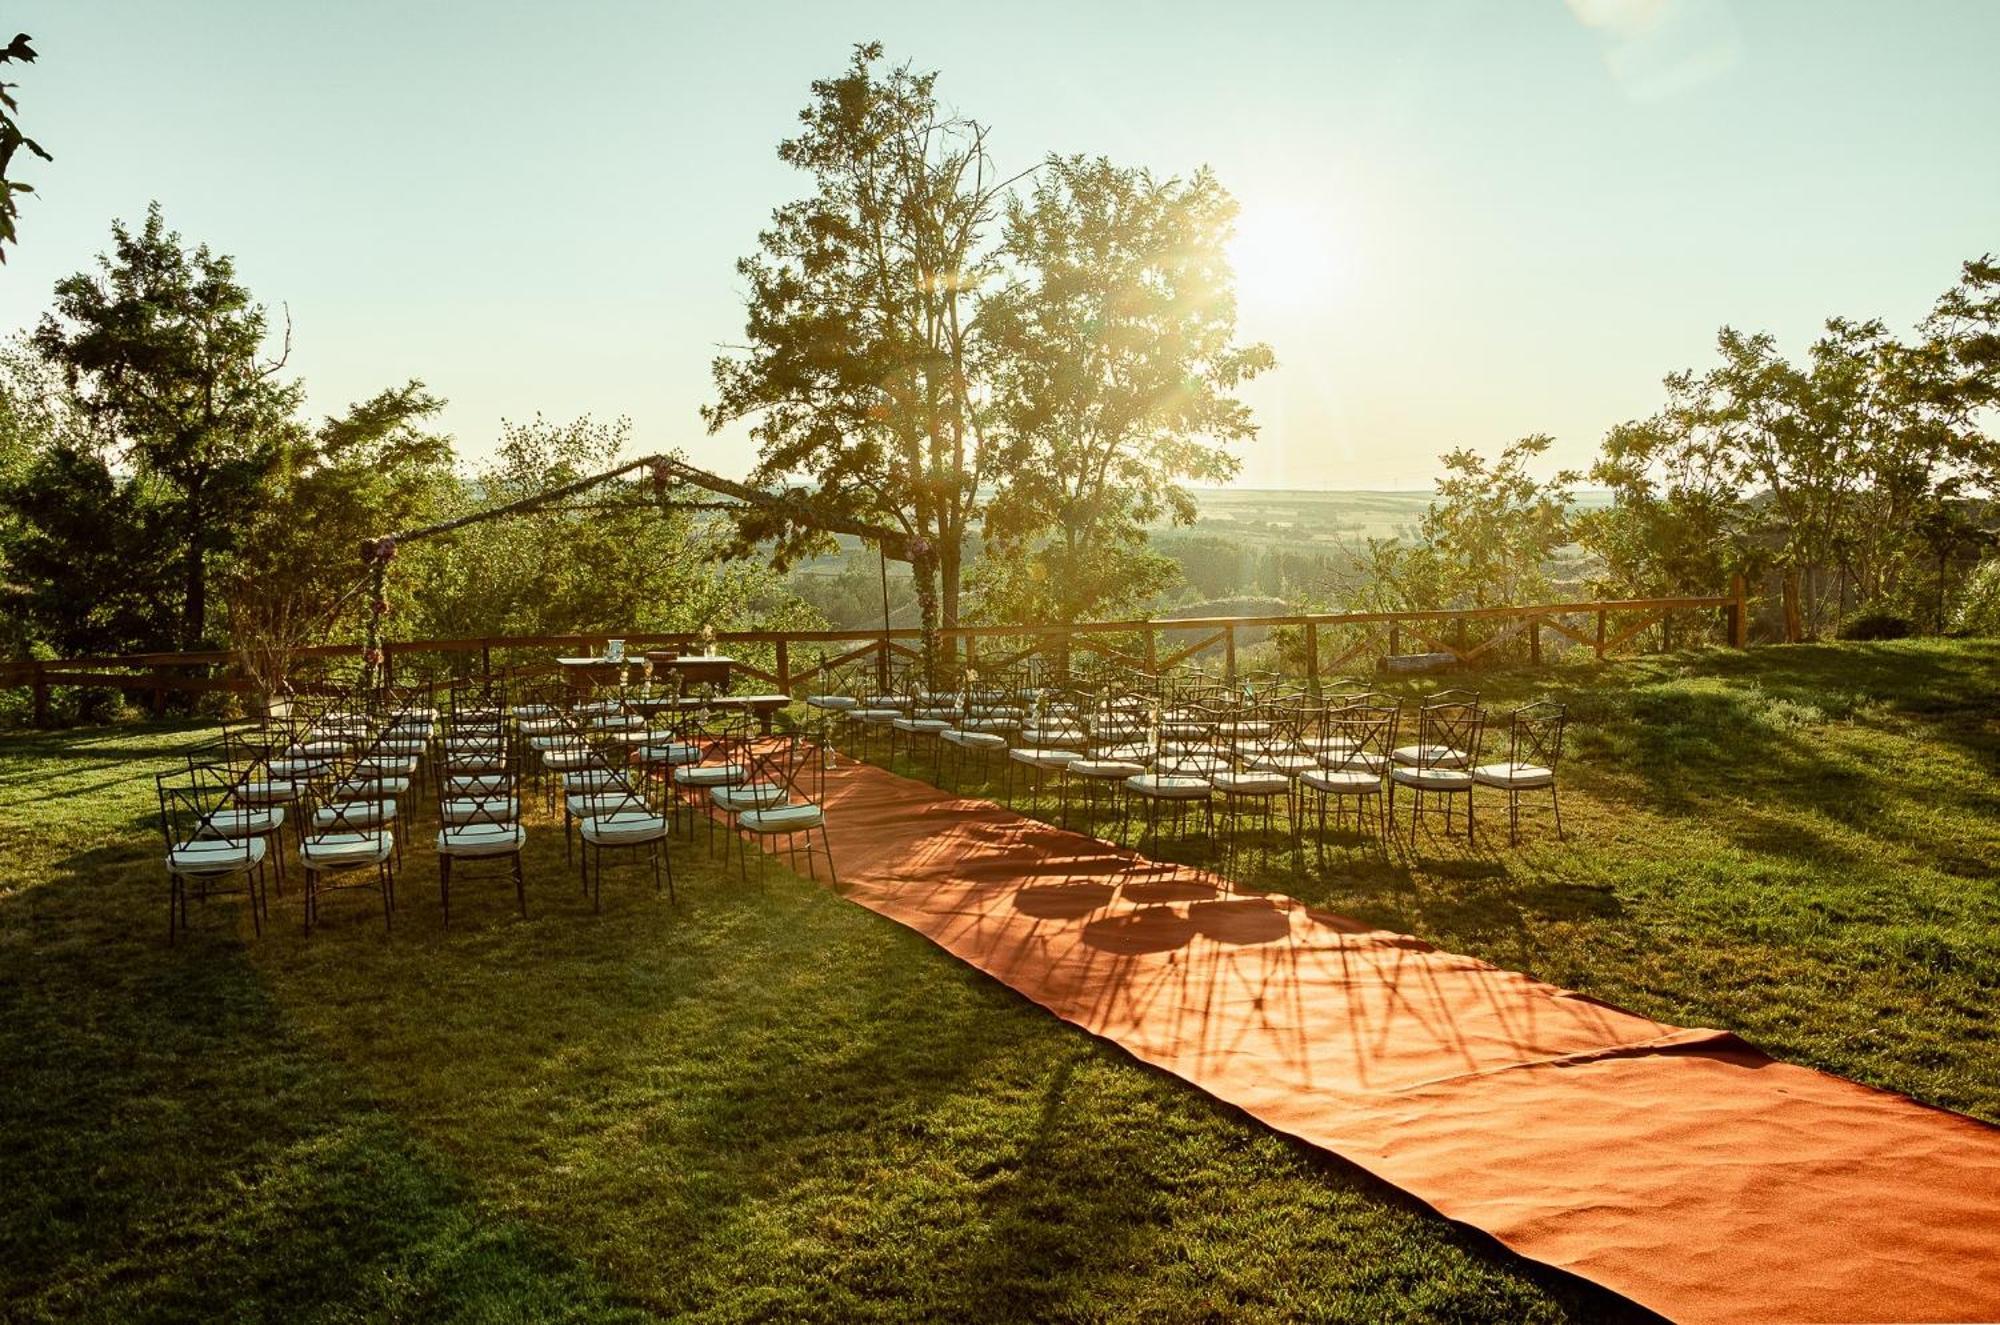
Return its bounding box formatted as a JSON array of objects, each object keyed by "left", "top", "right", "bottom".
[
  {"left": 644, "top": 653, "right": 733, "bottom": 691},
  {"left": 554, "top": 656, "right": 647, "bottom": 695}
]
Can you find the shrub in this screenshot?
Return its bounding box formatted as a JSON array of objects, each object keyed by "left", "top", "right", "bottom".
[
  {"left": 1839, "top": 611, "right": 1914, "bottom": 641},
  {"left": 1953, "top": 559, "right": 2000, "bottom": 638}
]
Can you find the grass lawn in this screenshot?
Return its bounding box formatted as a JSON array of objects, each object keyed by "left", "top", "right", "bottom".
[{"left": 3, "top": 639, "right": 1996, "bottom": 1322}]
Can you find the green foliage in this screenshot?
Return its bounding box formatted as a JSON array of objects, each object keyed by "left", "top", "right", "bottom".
[
  {"left": 398, "top": 416, "right": 820, "bottom": 668},
  {"left": 2, "top": 443, "right": 183, "bottom": 655},
  {"left": 1953, "top": 558, "right": 2000, "bottom": 637},
  {"left": 972, "top": 155, "right": 1271, "bottom": 624},
  {"left": 226, "top": 382, "right": 457, "bottom": 694},
  {"left": 1577, "top": 258, "right": 2000, "bottom": 636},
  {"left": 1357, "top": 436, "right": 1576, "bottom": 611},
  {"left": 0, "top": 32, "right": 50, "bottom": 263},
  {"left": 33, "top": 203, "right": 303, "bottom": 647}
]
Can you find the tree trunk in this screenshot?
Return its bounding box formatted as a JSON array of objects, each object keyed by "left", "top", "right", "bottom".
[
  {"left": 939, "top": 534, "right": 962, "bottom": 670},
  {"left": 182, "top": 489, "right": 207, "bottom": 650},
  {"left": 913, "top": 545, "right": 941, "bottom": 688}
]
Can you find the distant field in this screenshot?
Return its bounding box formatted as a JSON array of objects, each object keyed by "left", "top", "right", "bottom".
[{"left": 1170, "top": 487, "right": 1615, "bottom": 546}]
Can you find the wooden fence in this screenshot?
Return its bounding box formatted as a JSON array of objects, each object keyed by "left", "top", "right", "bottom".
[{"left": 0, "top": 581, "right": 1747, "bottom": 727}]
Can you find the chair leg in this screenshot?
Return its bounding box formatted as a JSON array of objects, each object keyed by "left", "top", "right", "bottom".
[{"left": 1551, "top": 783, "right": 1565, "bottom": 840}]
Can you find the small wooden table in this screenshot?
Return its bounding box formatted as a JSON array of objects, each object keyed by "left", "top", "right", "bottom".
[
  {"left": 644, "top": 653, "right": 733, "bottom": 691},
  {"left": 555, "top": 656, "right": 647, "bottom": 695}
]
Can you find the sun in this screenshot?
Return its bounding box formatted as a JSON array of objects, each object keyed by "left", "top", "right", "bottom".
[{"left": 1227, "top": 202, "right": 1352, "bottom": 312}]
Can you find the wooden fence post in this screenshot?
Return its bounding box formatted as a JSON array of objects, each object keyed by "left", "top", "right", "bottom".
[
  {"left": 1729, "top": 573, "right": 1749, "bottom": 648},
  {"left": 1782, "top": 570, "right": 1802, "bottom": 643},
  {"left": 1388, "top": 624, "right": 1400, "bottom": 657},
  {"left": 150, "top": 666, "right": 167, "bottom": 718},
  {"left": 1143, "top": 627, "right": 1158, "bottom": 677},
  {"left": 33, "top": 660, "right": 49, "bottom": 728},
  {"left": 1304, "top": 621, "right": 1319, "bottom": 692},
  {"left": 1454, "top": 616, "right": 1468, "bottom": 657},
  {"left": 480, "top": 640, "right": 491, "bottom": 683},
  {"left": 776, "top": 638, "right": 790, "bottom": 692},
  {"left": 1528, "top": 615, "right": 1542, "bottom": 665},
  {"left": 1223, "top": 624, "right": 1237, "bottom": 684},
  {"left": 1595, "top": 607, "right": 1608, "bottom": 660}
]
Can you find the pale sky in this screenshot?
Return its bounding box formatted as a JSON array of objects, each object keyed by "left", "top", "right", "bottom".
[{"left": 2, "top": 1, "right": 1995, "bottom": 489}]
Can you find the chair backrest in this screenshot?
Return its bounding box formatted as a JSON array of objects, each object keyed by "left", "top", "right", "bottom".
[
  {"left": 749, "top": 730, "right": 826, "bottom": 809},
  {"left": 1424, "top": 686, "right": 1481, "bottom": 708},
  {"left": 1416, "top": 700, "right": 1484, "bottom": 770},
  {"left": 156, "top": 764, "right": 241, "bottom": 849},
  {"left": 1326, "top": 702, "right": 1399, "bottom": 770},
  {"left": 1505, "top": 701, "right": 1567, "bottom": 771},
  {"left": 304, "top": 760, "right": 390, "bottom": 839}
]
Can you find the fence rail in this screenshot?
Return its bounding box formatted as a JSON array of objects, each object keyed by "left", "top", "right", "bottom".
[{"left": 1, "top": 582, "right": 1747, "bottom": 727}]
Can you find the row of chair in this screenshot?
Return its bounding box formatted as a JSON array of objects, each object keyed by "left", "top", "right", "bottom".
[
  {"left": 155, "top": 677, "right": 836, "bottom": 941},
  {"left": 812, "top": 667, "right": 1567, "bottom": 856}
]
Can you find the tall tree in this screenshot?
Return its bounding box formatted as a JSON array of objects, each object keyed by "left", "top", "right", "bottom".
[
  {"left": 705, "top": 42, "right": 1018, "bottom": 644},
  {"left": 226, "top": 382, "right": 456, "bottom": 697},
  {"left": 0, "top": 33, "right": 50, "bottom": 263},
  {"left": 973, "top": 156, "right": 1273, "bottom": 623},
  {"left": 34, "top": 204, "right": 302, "bottom": 648}
]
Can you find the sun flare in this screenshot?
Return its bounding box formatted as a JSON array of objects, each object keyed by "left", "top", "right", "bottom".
[{"left": 1227, "top": 203, "right": 1352, "bottom": 312}]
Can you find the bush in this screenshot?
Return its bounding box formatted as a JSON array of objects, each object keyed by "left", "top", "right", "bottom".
[
  {"left": 1953, "top": 559, "right": 2000, "bottom": 638},
  {"left": 1839, "top": 611, "right": 1914, "bottom": 641}
]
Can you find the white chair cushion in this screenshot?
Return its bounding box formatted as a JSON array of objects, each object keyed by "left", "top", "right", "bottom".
[
  {"left": 1020, "top": 726, "right": 1086, "bottom": 746},
  {"left": 199, "top": 807, "right": 283, "bottom": 837},
  {"left": 807, "top": 695, "right": 859, "bottom": 710},
  {"left": 301, "top": 831, "right": 394, "bottom": 868},
  {"left": 679, "top": 763, "right": 748, "bottom": 787},
  {"left": 562, "top": 768, "right": 624, "bottom": 791},
  {"left": 336, "top": 776, "right": 410, "bottom": 796},
  {"left": 442, "top": 797, "right": 520, "bottom": 825},
  {"left": 891, "top": 717, "right": 952, "bottom": 733},
  {"left": 233, "top": 778, "right": 296, "bottom": 805},
  {"left": 1245, "top": 752, "right": 1318, "bottom": 775},
  {"left": 1008, "top": 747, "right": 1081, "bottom": 769},
  {"left": 1211, "top": 770, "right": 1291, "bottom": 795},
  {"left": 942, "top": 730, "right": 1007, "bottom": 750},
  {"left": 445, "top": 774, "right": 508, "bottom": 796},
  {"left": 267, "top": 757, "right": 329, "bottom": 779},
  {"left": 1301, "top": 768, "right": 1382, "bottom": 794},
  {"left": 1320, "top": 750, "right": 1388, "bottom": 774},
  {"left": 1125, "top": 773, "right": 1212, "bottom": 799},
  {"left": 739, "top": 803, "right": 825, "bottom": 833},
  {"left": 578, "top": 811, "right": 670, "bottom": 845},
  {"left": 712, "top": 782, "right": 788, "bottom": 813},
  {"left": 436, "top": 823, "right": 526, "bottom": 857},
  {"left": 1066, "top": 758, "right": 1146, "bottom": 780},
  {"left": 314, "top": 801, "right": 399, "bottom": 829},
  {"left": 638, "top": 742, "right": 703, "bottom": 766},
  {"left": 1389, "top": 766, "right": 1475, "bottom": 791},
  {"left": 1393, "top": 744, "right": 1471, "bottom": 769},
  {"left": 567, "top": 791, "right": 649, "bottom": 818},
  {"left": 1472, "top": 762, "right": 1555, "bottom": 790},
  {"left": 856, "top": 709, "right": 902, "bottom": 725},
  {"left": 167, "top": 837, "right": 266, "bottom": 874}
]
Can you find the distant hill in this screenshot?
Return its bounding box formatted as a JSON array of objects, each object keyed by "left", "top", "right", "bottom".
[{"left": 1170, "top": 488, "right": 1614, "bottom": 546}]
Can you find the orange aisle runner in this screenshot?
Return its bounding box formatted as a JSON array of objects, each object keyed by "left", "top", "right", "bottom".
[{"left": 818, "top": 761, "right": 2000, "bottom": 1324}]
